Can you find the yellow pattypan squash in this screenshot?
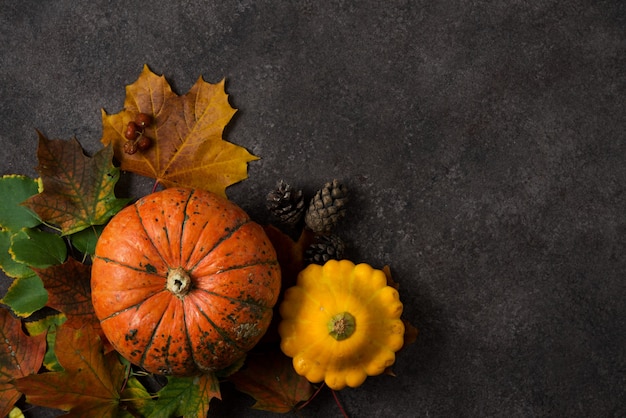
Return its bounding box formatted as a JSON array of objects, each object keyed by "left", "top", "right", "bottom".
[{"left": 278, "top": 259, "right": 405, "bottom": 390}]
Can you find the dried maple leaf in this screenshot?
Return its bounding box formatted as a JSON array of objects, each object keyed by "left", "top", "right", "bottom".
[
  {"left": 101, "top": 65, "right": 258, "bottom": 197},
  {"left": 32, "top": 258, "right": 98, "bottom": 330},
  {"left": 15, "top": 324, "right": 129, "bottom": 417},
  {"left": 229, "top": 350, "right": 314, "bottom": 413},
  {"left": 0, "top": 308, "right": 46, "bottom": 417},
  {"left": 22, "top": 133, "right": 129, "bottom": 235}
]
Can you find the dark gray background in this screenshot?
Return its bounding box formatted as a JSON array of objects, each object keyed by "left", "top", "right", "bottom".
[{"left": 1, "top": 1, "right": 624, "bottom": 417}]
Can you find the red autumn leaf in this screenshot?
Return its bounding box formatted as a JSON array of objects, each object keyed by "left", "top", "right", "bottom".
[
  {"left": 263, "top": 225, "right": 314, "bottom": 289},
  {"left": 229, "top": 350, "right": 314, "bottom": 413},
  {"left": 15, "top": 324, "right": 128, "bottom": 417},
  {"left": 259, "top": 226, "right": 314, "bottom": 345},
  {"left": 22, "top": 133, "right": 128, "bottom": 236},
  {"left": 33, "top": 257, "right": 99, "bottom": 331},
  {"left": 0, "top": 308, "right": 47, "bottom": 417},
  {"left": 101, "top": 65, "right": 258, "bottom": 197}
]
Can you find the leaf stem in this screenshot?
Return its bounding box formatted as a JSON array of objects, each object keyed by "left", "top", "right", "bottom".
[
  {"left": 297, "top": 382, "right": 325, "bottom": 411},
  {"left": 331, "top": 389, "right": 350, "bottom": 418},
  {"left": 119, "top": 394, "right": 159, "bottom": 402}
]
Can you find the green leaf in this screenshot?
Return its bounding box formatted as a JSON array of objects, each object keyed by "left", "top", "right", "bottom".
[
  {"left": 69, "top": 224, "right": 104, "bottom": 256},
  {"left": 0, "top": 275, "right": 48, "bottom": 317},
  {"left": 120, "top": 376, "right": 154, "bottom": 416},
  {"left": 0, "top": 230, "right": 32, "bottom": 278},
  {"left": 146, "top": 374, "right": 220, "bottom": 418},
  {"left": 10, "top": 228, "right": 67, "bottom": 269},
  {"left": 21, "top": 134, "right": 130, "bottom": 235},
  {"left": 0, "top": 175, "right": 40, "bottom": 231}
]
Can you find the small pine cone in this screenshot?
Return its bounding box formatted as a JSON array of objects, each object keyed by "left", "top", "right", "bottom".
[
  {"left": 266, "top": 180, "right": 305, "bottom": 226},
  {"left": 304, "top": 234, "right": 345, "bottom": 265},
  {"left": 304, "top": 179, "right": 348, "bottom": 233}
]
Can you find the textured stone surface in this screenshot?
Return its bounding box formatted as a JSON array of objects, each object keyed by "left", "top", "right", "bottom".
[{"left": 1, "top": 1, "right": 624, "bottom": 417}]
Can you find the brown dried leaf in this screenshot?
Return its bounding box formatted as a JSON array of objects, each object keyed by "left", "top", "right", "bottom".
[
  {"left": 33, "top": 258, "right": 99, "bottom": 331},
  {"left": 230, "top": 351, "right": 314, "bottom": 413}
]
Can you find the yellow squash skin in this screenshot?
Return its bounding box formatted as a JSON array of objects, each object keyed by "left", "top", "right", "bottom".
[{"left": 278, "top": 259, "right": 405, "bottom": 390}]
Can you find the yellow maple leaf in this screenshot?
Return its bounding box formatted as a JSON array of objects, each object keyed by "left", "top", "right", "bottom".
[{"left": 101, "top": 65, "right": 258, "bottom": 197}]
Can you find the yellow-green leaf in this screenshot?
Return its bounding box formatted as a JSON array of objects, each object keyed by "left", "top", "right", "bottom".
[
  {"left": 22, "top": 133, "right": 129, "bottom": 235},
  {"left": 24, "top": 313, "right": 67, "bottom": 371},
  {"left": 0, "top": 230, "right": 31, "bottom": 279}
]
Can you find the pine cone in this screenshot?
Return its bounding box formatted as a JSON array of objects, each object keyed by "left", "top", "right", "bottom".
[
  {"left": 304, "top": 179, "right": 348, "bottom": 233},
  {"left": 266, "top": 180, "right": 305, "bottom": 226},
  {"left": 304, "top": 234, "right": 345, "bottom": 265}
]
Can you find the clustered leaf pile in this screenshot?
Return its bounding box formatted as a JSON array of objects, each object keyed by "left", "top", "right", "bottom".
[{"left": 0, "top": 65, "right": 415, "bottom": 417}]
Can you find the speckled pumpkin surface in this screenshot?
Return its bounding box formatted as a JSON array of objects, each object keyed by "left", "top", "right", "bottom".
[{"left": 91, "top": 188, "right": 281, "bottom": 376}]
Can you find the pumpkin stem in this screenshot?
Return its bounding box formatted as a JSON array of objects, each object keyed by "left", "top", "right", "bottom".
[
  {"left": 328, "top": 312, "right": 356, "bottom": 341},
  {"left": 166, "top": 267, "right": 192, "bottom": 298}
]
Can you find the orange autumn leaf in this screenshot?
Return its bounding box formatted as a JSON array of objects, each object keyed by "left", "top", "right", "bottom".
[
  {"left": 0, "top": 308, "right": 47, "bottom": 417},
  {"left": 33, "top": 258, "right": 99, "bottom": 331},
  {"left": 101, "top": 65, "right": 258, "bottom": 197},
  {"left": 15, "top": 324, "right": 128, "bottom": 417}
]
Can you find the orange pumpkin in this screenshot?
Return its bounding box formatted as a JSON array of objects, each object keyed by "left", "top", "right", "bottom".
[{"left": 91, "top": 188, "right": 281, "bottom": 376}]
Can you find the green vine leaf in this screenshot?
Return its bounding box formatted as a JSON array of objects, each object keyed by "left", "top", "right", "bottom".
[
  {"left": 22, "top": 133, "right": 130, "bottom": 236},
  {"left": 0, "top": 275, "right": 47, "bottom": 318},
  {"left": 0, "top": 229, "right": 32, "bottom": 279},
  {"left": 0, "top": 175, "right": 40, "bottom": 231},
  {"left": 69, "top": 224, "right": 104, "bottom": 257},
  {"left": 9, "top": 228, "right": 67, "bottom": 269}
]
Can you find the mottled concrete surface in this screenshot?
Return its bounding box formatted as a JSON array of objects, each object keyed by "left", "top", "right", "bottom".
[{"left": 1, "top": 1, "right": 624, "bottom": 417}]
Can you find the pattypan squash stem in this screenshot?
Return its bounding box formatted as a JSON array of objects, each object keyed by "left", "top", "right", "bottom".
[{"left": 328, "top": 312, "right": 356, "bottom": 341}]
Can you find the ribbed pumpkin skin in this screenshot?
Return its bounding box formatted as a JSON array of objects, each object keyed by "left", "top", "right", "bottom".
[{"left": 91, "top": 188, "right": 281, "bottom": 376}]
